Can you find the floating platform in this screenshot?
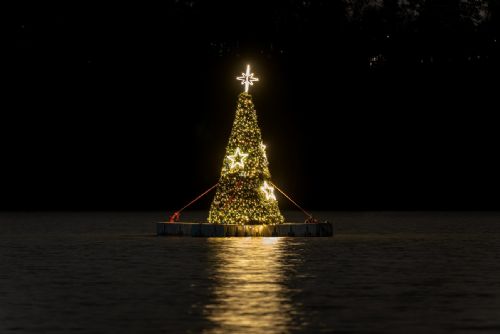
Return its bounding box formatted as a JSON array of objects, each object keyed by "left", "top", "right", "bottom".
[{"left": 156, "top": 222, "right": 334, "bottom": 237}]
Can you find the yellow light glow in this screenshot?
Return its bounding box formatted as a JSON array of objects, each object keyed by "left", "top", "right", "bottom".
[{"left": 204, "top": 238, "right": 293, "bottom": 332}]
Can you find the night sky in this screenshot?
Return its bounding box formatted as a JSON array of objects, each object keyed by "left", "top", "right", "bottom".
[{"left": 5, "top": 1, "right": 500, "bottom": 211}]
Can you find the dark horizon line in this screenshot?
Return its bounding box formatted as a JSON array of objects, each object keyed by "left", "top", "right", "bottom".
[{"left": 2, "top": 208, "right": 499, "bottom": 212}]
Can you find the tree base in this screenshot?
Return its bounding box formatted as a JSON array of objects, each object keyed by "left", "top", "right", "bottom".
[{"left": 156, "top": 222, "right": 333, "bottom": 237}]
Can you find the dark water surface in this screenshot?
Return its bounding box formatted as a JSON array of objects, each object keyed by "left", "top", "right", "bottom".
[{"left": 1, "top": 211, "right": 500, "bottom": 333}]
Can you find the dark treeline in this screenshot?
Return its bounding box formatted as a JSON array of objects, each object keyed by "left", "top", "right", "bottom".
[{"left": 5, "top": 1, "right": 499, "bottom": 210}]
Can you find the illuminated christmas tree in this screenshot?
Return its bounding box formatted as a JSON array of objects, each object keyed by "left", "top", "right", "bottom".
[{"left": 208, "top": 65, "right": 284, "bottom": 225}]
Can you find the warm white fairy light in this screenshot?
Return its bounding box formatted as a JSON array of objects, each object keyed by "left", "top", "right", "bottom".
[
  {"left": 236, "top": 64, "right": 259, "bottom": 93},
  {"left": 260, "top": 181, "right": 276, "bottom": 201},
  {"left": 227, "top": 147, "right": 249, "bottom": 170}
]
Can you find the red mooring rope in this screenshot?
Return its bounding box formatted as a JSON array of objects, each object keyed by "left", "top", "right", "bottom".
[
  {"left": 169, "top": 181, "right": 314, "bottom": 223},
  {"left": 169, "top": 183, "right": 218, "bottom": 222},
  {"left": 270, "top": 181, "right": 314, "bottom": 220}
]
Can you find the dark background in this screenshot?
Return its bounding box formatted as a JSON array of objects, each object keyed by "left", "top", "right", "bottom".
[{"left": 5, "top": 0, "right": 500, "bottom": 211}]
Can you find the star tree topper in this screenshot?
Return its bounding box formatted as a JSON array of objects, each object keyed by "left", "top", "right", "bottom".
[{"left": 236, "top": 64, "right": 259, "bottom": 93}]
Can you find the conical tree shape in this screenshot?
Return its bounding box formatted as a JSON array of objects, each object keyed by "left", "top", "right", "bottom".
[{"left": 208, "top": 92, "right": 284, "bottom": 225}]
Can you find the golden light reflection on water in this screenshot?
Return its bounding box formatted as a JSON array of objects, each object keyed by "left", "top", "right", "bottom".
[{"left": 203, "top": 238, "right": 296, "bottom": 334}]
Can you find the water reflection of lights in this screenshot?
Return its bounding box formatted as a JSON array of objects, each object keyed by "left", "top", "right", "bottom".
[{"left": 204, "top": 238, "right": 294, "bottom": 333}]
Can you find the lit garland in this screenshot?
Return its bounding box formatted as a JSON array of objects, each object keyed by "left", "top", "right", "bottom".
[{"left": 208, "top": 70, "right": 284, "bottom": 225}]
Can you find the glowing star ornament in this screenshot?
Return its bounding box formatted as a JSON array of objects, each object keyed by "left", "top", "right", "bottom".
[
  {"left": 236, "top": 64, "right": 259, "bottom": 93},
  {"left": 227, "top": 147, "right": 249, "bottom": 170},
  {"left": 261, "top": 143, "right": 269, "bottom": 165},
  {"left": 260, "top": 181, "right": 276, "bottom": 201}
]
